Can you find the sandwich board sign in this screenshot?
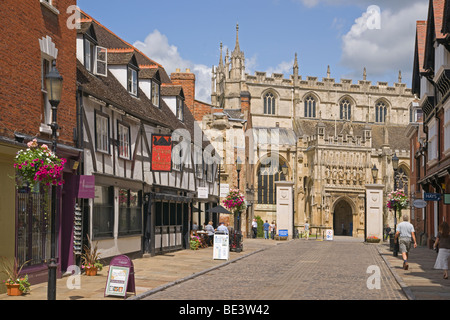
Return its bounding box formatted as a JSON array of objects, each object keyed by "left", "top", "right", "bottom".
[
  {"left": 325, "top": 229, "right": 334, "bottom": 241},
  {"left": 104, "top": 255, "right": 136, "bottom": 298},
  {"left": 213, "top": 233, "right": 229, "bottom": 260},
  {"left": 105, "top": 266, "right": 130, "bottom": 298}
]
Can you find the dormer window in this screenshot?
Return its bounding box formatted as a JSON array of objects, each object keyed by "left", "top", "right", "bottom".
[
  {"left": 83, "top": 37, "right": 107, "bottom": 77},
  {"left": 128, "top": 67, "right": 138, "bottom": 96},
  {"left": 176, "top": 98, "right": 184, "bottom": 121},
  {"left": 84, "top": 38, "right": 95, "bottom": 73},
  {"left": 152, "top": 81, "right": 160, "bottom": 107}
]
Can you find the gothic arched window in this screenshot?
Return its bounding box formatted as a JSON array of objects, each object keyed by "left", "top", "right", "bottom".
[
  {"left": 257, "top": 159, "right": 286, "bottom": 204},
  {"left": 340, "top": 99, "right": 351, "bottom": 120},
  {"left": 304, "top": 95, "right": 316, "bottom": 118},
  {"left": 264, "top": 92, "right": 275, "bottom": 115},
  {"left": 375, "top": 101, "right": 387, "bottom": 123}
]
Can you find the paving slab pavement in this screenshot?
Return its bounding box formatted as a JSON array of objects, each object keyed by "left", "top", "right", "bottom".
[
  {"left": 0, "top": 238, "right": 278, "bottom": 300},
  {"left": 377, "top": 241, "right": 450, "bottom": 300},
  {"left": 1, "top": 237, "right": 448, "bottom": 300}
]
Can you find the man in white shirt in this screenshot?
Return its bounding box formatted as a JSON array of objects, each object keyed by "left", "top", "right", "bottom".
[
  {"left": 252, "top": 219, "right": 258, "bottom": 238},
  {"left": 217, "top": 222, "right": 229, "bottom": 234},
  {"left": 395, "top": 214, "right": 417, "bottom": 270}
]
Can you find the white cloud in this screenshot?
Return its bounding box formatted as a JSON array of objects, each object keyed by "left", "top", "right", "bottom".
[
  {"left": 265, "top": 60, "right": 294, "bottom": 77},
  {"left": 296, "top": 0, "right": 426, "bottom": 11},
  {"left": 133, "top": 30, "right": 212, "bottom": 103},
  {"left": 339, "top": 2, "right": 428, "bottom": 84}
]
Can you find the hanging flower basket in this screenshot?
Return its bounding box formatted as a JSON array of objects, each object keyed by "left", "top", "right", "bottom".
[
  {"left": 386, "top": 189, "right": 408, "bottom": 218},
  {"left": 223, "top": 189, "right": 247, "bottom": 216},
  {"left": 14, "top": 139, "right": 66, "bottom": 190}
]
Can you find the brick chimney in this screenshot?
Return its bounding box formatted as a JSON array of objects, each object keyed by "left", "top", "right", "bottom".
[{"left": 171, "top": 68, "right": 195, "bottom": 115}]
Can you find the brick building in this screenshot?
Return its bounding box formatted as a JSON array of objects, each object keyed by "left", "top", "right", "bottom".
[
  {"left": 411, "top": 0, "right": 450, "bottom": 247},
  {"left": 0, "top": 0, "right": 80, "bottom": 289}
]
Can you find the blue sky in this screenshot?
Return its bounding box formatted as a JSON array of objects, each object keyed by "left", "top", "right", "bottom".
[{"left": 77, "top": 0, "right": 429, "bottom": 102}]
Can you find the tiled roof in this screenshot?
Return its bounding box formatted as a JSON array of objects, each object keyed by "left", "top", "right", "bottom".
[
  {"left": 161, "top": 84, "right": 184, "bottom": 97},
  {"left": 77, "top": 9, "right": 214, "bottom": 149}
]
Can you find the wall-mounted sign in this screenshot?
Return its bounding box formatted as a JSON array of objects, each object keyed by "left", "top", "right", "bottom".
[
  {"left": 424, "top": 193, "right": 441, "bottom": 202},
  {"left": 197, "top": 187, "right": 208, "bottom": 199},
  {"left": 151, "top": 134, "right": 172, "bottom": 172},
  {"left": 220, "top": 184, "right": 229, "bottom": 198},
  {"left": 77, "top": 175, "right": 95, "bottom": 199},
  {"left": 413, "top": 199, "right": 427, "bottom": 208},
  {"left": 444, "top": 194, "right": 450, "bottom": 205}
]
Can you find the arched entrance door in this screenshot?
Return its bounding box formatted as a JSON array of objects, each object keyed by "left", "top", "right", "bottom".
[{"left": 333, "top": 200, "right": 353, "bottom": 236}]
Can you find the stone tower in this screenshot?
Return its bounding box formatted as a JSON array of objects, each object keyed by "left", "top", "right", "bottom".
[{"left": 209, "top": 26, "right": 415, "bottom": 238}]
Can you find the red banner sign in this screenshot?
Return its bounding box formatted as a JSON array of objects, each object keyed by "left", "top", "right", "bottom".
[{"left": 151, "top": 134, "right": 172, "bottom": 172}]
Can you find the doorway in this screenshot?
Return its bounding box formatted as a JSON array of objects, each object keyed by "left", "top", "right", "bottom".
[{"left": 333, "top": 199, "right": 353, "bottom": 236}]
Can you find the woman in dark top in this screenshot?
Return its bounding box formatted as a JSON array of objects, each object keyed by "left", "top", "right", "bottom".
[{"left": 433, "top": 222, "right": 450, "bottom": 279}]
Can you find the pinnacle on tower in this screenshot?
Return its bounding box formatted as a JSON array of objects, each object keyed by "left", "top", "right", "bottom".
[
  {"left": 293, "top": 53, "right": 299, "bottom": 75},
  {"left": 235, "top": 23, "right": 240, "bottom": 53},
  {"left": 219, "top": 42, "right": 224, "bottom": 69}
]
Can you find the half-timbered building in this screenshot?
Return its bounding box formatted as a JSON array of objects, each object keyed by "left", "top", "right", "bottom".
[
  {"left": 76, "top": 11, "right": 219, "bottom": 259},
  {"left": 411, "top": 0, "right": 450, "bottom": 247}
]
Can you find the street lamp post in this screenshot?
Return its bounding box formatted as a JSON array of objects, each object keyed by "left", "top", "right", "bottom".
[
  {"left": 45, "top": 61, "right": 63, "bottom": 300},
  {"left": 235, "top": 157, "right": 242, "bottom": 252},
  {"left": 392, "top": 153, "right": 399, "bottom": 257},
  {"left": 371, "top": 164, "right": 378, "bottom": 184}
]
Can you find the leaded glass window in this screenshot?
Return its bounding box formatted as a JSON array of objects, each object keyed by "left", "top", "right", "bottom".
[
  {"left": 304, "top": 96, "right": 316, "bottom": 118},
  {"left": 264, "top": 92, "right": 275, "bottom": 115}
]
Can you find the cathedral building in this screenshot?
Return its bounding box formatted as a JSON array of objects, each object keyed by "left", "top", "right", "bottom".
[{"left": 207, "top": 25, "right": 416, "bottom": 238}]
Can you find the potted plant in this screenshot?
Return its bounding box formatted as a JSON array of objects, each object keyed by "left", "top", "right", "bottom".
[
  {"left": 366, "top": 236, "right": 381, "bottom": 243},
  {"left": 81, "top": 235, "right": 103, "bottom": 276},
  {"left": 0, "top": 257, "right": 31, "bottom": 296},
  {"left": 190, "top": 235, "right": 200, "bottom": 250},
  {"left": 14, "top": 138, "right": 66, "bottom": 191}
]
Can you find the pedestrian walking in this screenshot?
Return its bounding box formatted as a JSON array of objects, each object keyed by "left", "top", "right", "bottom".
[
  {"left": 252, "top": 219, "right": 258, "bottom": 238},
  {"left": 270, "top": 221, "right": 276, "bottom": 240},
  {"left": 263, "top": 220, "right": 270, "bottom": 239},
  {"left": 304, "top": 220, "right": 310, "bottom": 240},
  {"left": 394, "top": 215, "right": 417, "bottom": 270},
  {"left": 385, "top": 225, "right": 391, "bottom": 241},
  {"left": 205, "top": 221, "right": 215, "bottom": 246},
  {"left": 433, "top": 221, "right": 450, "bottom": 279}
]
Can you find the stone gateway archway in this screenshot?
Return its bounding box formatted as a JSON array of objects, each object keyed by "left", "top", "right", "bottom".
[{"left": 333, "top": 199, "right": 353, "bottom": 236}]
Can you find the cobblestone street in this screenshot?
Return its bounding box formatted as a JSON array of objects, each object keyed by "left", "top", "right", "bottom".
[{"left": 143, "top": 238, "right": 406, "bottom": 300}]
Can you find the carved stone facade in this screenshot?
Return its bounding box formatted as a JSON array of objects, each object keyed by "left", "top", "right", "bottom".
[{"left": 208, "top": 26, "right": 415, "bottom": 237}]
